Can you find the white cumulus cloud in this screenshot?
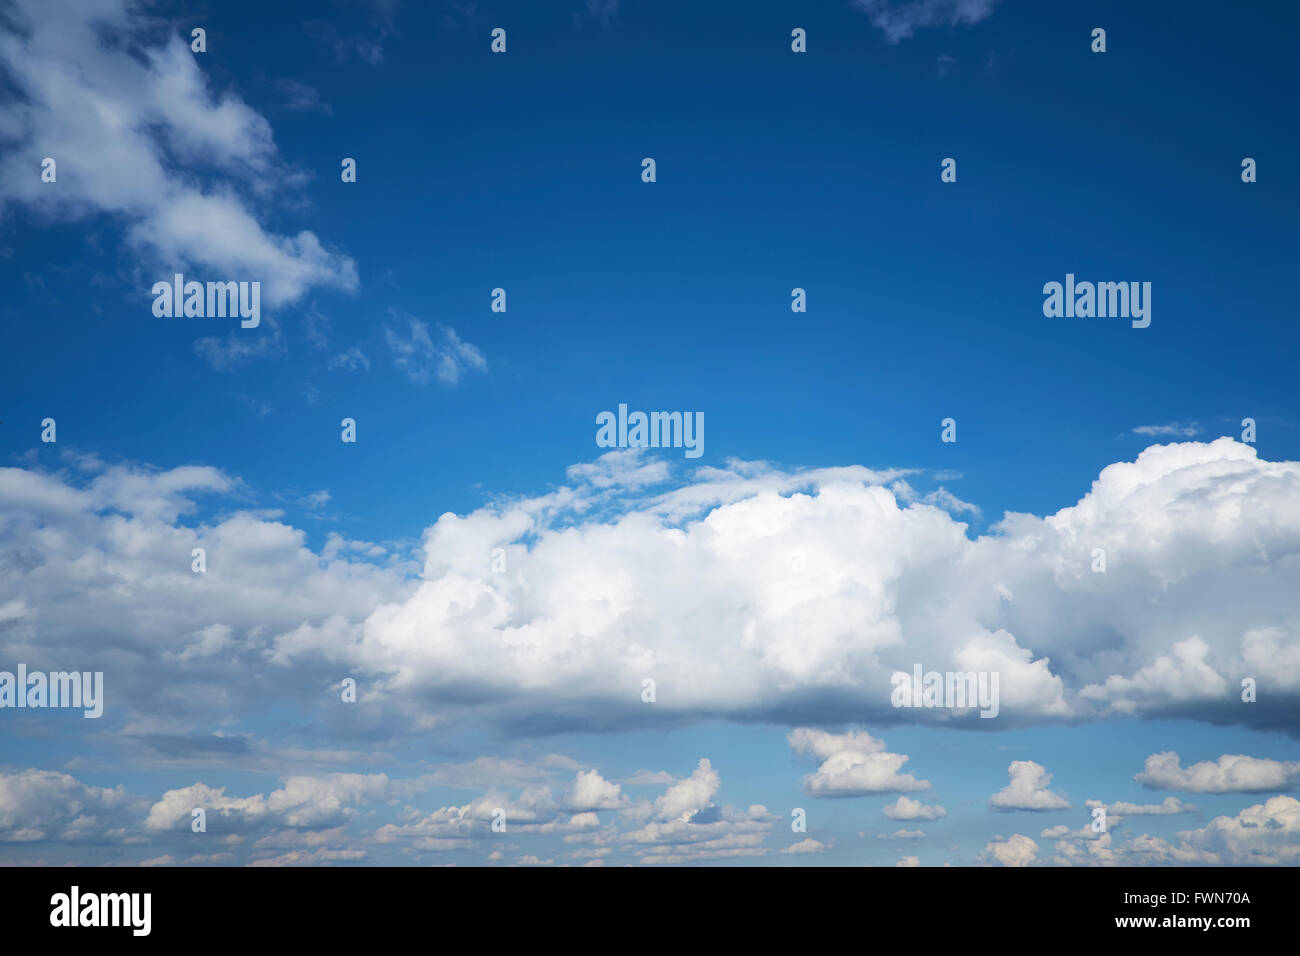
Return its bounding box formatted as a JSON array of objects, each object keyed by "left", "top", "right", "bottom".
[
  {"left": 990, "top": 761, "right": 1070, "bottom": 811},
  {"left": 1135, "top": 752, "right": 1300, "bottom": 793}
]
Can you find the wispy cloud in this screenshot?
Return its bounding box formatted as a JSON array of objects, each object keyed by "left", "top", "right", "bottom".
[
  {"left": 574, "top": 0, "right": 619, "bottom": 28},
  {"left": 276, "top": 79, "right": 332, "bottom": 114},
  {"left": 1130, "top": 421, "right": 1202, "bottom": 438},
  {"left": 196, "top": 317, "right": 286, "bottom": 371},
  {"left": 384, "top": 315, "right": 487, "bottom": 385},
  {"left": 851, "top": 0, "right": 1001, "bottom": 43},
  {"left": 328, "top": 346, "right": 371, "bottom": 372},
  {"left": 0, "top": 0, "right": 357, "bottom": 305}
]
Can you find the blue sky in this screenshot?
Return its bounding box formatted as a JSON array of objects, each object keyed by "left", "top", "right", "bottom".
[{"left": 1, "top": 0, "right": 1299, "bottom": 867}]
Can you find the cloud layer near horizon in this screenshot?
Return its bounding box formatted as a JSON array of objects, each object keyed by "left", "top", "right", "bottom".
[
  {"left": 5, "top": 756, "right": 1298, "bottom": 867},
  {"left": 345, "top": 437, "right": 1300, "bottom": 733},
  {"left": 2, "top": 438, "right": 1298, "bottom": 737}
]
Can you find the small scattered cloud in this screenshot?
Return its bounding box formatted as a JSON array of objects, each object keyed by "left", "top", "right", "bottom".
[
  {"left": 297, "top": 490, "right": 331, "bottom": 512},
  {"left": 622, "top": 770, "right": 676, "bottom": 786},
  {"left": 575, "top": 0, "right": 619, "bottom": 28},
  {"left": 384, "top": 316, "right": 486, "bottom": 385},
  {"left": 328, "top": 347, "right": 371, "bottom": 372},
  {"left": 1090, "top": 796, "right": 1194, "bottom": 817},
  {"left": 1130, "top": 422, "right": 1202, "bottom": 439},
  {"left": 1135, "top": 752, "right": 1300, "bottom": 794},
  {"left": 980, "top": 833, "right": 1038, "bottom": 867},
  {"left": 884, "top": 796, "right": 946, "bottom": 820},
  {"left": 877, "top": 828, "right": 925, "bottom": 840},
  {"left": 990, "top": 761, "right": 1070, "bottom": 811},
  {"left": 236, "top": 394, "right": 274, "bottom": 417},
  {"left": 276, "top": 79, "right": 331, "bottom": 114},
  {"left": 851, "top": 0, "right": 1001, "bottom": 44},
  {"left": 782, "top": 838, "right": 827, "bottom": 854},
  {"left": 303, "top": 1, "right": 399, "bottom": 66},
  {"left": 567, "top": 449, "right": 670, "bottom": 491},
  {"left": 789, "top": 729, "right": 930, "bottom": 796},
  {"left": 195, "top": 318, "right": 286, "bottom": 371}
]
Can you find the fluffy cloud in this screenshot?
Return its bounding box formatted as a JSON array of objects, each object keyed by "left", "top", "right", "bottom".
[
  {"left": 623, "top": 810, "right": 772, "bottom": 865},
  {"left": 330, "top": 439, "right": 1300, "bottom": 733},
  {"left": 0, "top": 456, "right": 413, "bottom": 735},
  {"left": 370, "top": 781, "right": 606, "bottom": 849},
  {"left": 572, "top": 761, "right": 780, "bottom": 865},
  {"left": 4, "top": 439, "right": 1298, "bottom": 741},
  {"left": 563, "top": 770, "right": 627, "bottom": 812},
  {"left": 0, "top": 0, "right": 356, "bottom": 305},
  {"left": 3, "top": 756, "right": 1299, "bottom": 867},
  {"left": 990, "top": 761, "right": 1070, "bottom": 811},
  {"left": 145, "top": 773, "right": 398, "bottom": 832},
  {"left": 981, "top": 833, "right": 1038, "bottom": 867},
  {"left": 0, "top": 753, "right": 775, "bottom": 865},
  {"left": 0, "top": 770, "right": 133, "bottom": 843},
  {"left": 789, "top": 729, "right": 930, "bottom": 796},
  {"left": 567, "top": 450, "right": 671, "bottom": 491},
  {"left": 653, "top": 759, "right": 721, "bottom": 821},
  {"left": 1081, "top": 637, "right": 1228, "bottom": 713},
  {"left": 1085, "top": 796, "right": 1195, "bottom": 823},
  {"left": 783, "top": 838, "right": 827, "bottom": 854},
  {"left": 1047, "top": 829, "right": 1121, "bottom": 867},
  {"left": 883, "top": 796, "right": 947, "bottom": 820},
  {"left": 1176, "top": 796, "right": 1300, "bottom": 865},
  {"left": 1135, "top": 752, "right": 1300, "bottom": 793},
  {"left": 1072, "top": 796, "right": 1300, "bottom": 867}
]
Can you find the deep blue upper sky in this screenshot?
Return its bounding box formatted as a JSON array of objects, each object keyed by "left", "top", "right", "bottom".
[{"left": 3, "top": 0, "right": 1297, "bottom": 543}]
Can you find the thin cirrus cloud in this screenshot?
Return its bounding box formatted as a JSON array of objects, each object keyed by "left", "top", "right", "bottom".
[
  {"left": 383, "top": 315, "right": 487, "bottom": 385},
  {"left": 851, "top": 0, "right": 1002, "bottom": 44},
  {"left": 1130, "top": 422, "right": 1202, "bottom": 438},
  {"left": 196, "top": 316, "right": 288, "bottom": 371}
]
